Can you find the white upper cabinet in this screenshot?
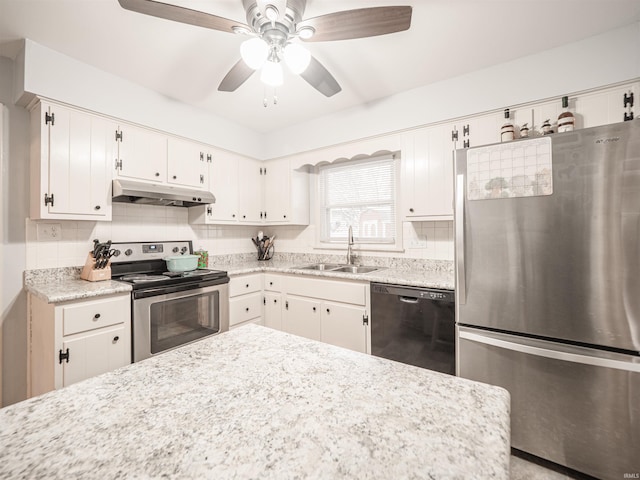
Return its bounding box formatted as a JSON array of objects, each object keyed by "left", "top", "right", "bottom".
[
  {"left": 262, "top": 158, "right": 309, "bottom": 225},
  {"left": 30, "top": 100, "right": 113, "bottom": 221},
  {"left": 167, "top": 137, "right": 209, "bottom": 189},
  {"left": 238, "top": 157, "right": 263, "bottom": 223},
  {"left": 402, "top": 122, "right": 456, "bottom": 221},
  {"left": 115, "top": 123, "right": 167, "bottom": 183},
  {"left": 205, "top": 149, "right": 240, "bottom": 223}
]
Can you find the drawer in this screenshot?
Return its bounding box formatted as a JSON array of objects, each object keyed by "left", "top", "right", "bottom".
[
  {"left": 63, "top": 295, "right": 130, "bottom": 336},
  {"left": 284, "top": 276, "right": 367, "bottom": 305},
  {"left": 264, "top": 274, "right": 282, "bottom": 292},
  {"left": 229, "top": 292, "right": 263, "bottom": 326},
  {"left": 229, "top": 274, "right": 263, "bottom": 297}
]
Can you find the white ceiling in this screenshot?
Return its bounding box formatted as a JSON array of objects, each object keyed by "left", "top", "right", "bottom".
[{"left": 1, "top": 0, "right": 639, "bottom": 134}]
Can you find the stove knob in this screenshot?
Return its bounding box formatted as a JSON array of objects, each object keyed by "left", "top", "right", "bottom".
[
  {"left": 113, "top": 249, "right": 121, "bottom": 257},
  {"left": 173, "top": 247, "right": 179, "bottom": 253},
  {"left": 125, "top": 249, "right": 133, "bottom": 256}
]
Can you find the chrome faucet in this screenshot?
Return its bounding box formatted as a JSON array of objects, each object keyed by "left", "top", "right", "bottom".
[{"left": 346, "top": 225, "right": 354, "bottom": 265}]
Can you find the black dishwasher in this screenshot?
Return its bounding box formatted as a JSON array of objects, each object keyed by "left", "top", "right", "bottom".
[{"left": 371, "top": 283, "right": 455, "bottom": 375}]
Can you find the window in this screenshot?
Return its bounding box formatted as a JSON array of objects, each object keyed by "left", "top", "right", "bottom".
[{"left": 318, "top": 155, "right": 398, "bottom": 245}]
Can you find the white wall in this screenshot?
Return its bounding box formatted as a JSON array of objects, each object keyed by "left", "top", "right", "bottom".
[
  {"left": 16, "top": 39, "right": 264, "bottom": 160},
  {"left": 265, "top": 22, "right": 640, "bottom": 159},
  {"left": 0, "top": 57, "right": 29, "bottom": 406}
]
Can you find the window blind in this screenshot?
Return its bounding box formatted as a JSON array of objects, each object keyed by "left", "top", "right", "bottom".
[{"left": 318, "top": 156, "right": 396, "bottom": 244}]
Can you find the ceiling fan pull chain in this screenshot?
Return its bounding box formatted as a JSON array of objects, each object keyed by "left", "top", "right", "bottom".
[
  {"left": 273, "top": 88, "right": 278, "bottom": 105},
  {"left": 263, "top": 85, "right": 268, "bottom": 108}
]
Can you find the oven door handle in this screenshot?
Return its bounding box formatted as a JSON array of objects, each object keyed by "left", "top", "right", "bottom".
[{"left": 133, "top": 279, "right": 228, "bottom": 299}]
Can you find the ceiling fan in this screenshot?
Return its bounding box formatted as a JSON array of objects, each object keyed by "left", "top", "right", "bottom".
[{"left": 117, "top": 0, "right": 412, "bottom": 97}]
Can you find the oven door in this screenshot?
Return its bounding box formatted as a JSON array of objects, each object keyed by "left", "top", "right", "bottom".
[{"left": 133, "top": 283, "right": 229, "bottom": 362}]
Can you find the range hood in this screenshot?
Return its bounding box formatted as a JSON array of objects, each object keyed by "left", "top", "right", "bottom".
[{"left": 112, "top": 179, "right": 215, "bottom": 207}]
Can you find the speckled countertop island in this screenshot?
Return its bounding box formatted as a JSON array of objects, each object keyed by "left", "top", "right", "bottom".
[{"left": 0, "top": 326, "right": 510, "bottom": 479}]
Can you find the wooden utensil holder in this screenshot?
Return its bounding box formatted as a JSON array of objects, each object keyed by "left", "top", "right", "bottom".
[{"left": 80, "top": 251, "right": 112, "bottom": 282}]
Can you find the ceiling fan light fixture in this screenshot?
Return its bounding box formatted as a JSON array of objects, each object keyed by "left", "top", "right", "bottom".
[
  {"left": 296, "top": 26, "right": 315, "bottom": 40},
  {"left": 283, "top": 43, "right": 311, "bottom": 74},
  {"left": 240, "top": 37, "right": 269, "bottom": 69},
  {"left": 261, "top": 60, "right": 284, "bottom": 87}
]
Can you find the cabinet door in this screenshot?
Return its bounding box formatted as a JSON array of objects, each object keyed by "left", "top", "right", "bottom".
[
  {"left": 167, "top": 137, "right": 208, "bottom": 189},
  {"left": 116, "top": 124, "right": 167, "bottom": 182},
  {"left": 282, "top": 295, "right": 321, "bottom": 341},
  {"left": 402, "top": 124, "right": 455, "bottom": 220},
  {"left": 46, "top": 105, "right": 112, "bottom": 218},
  {"left": 264, "top": 292, "right": 282, "bottom": 330},
  {"left": 263, "top": 159, "right": 289, "bottom": 223},
  {"left": 238, "top": 157, "right": 263, "bottom": 223},
  {"left": 62, "top": 324, "right": 129, "bottom": 387},
  {"left": 208, "top": 150, "right": 240, "bottom": 222},
  {"left": 321, "top": 301, "right": 367, "bottom": 354}
]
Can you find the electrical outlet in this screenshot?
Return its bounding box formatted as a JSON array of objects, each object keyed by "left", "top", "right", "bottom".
[
  {"left": 409, "top": 238, "right": 428, "bottom": 249},
  {"left": 37, "top": 223, "right": 62, "bottom": 241}
]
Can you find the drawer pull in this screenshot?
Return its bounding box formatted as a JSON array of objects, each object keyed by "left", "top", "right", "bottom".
[
  {"left": 113, "top": 336, "right": 120, "bottom": 343},
  {"left": 274, "top": 299, "right": 277, "bottom": 304},
  {"left": 94, "top": 313, "right": 101, "bottom": 320},
  {"left": 312, "top": 307, "right": 316, "bottom": 312},
  {"left": 269, "top": 282, "right": 273, "bottom": 286},
  {"left": 246, "top": 284, "right": 249, "bottom": 288},
  {"left": 326, "top": 308, "right": 330, "bottom": 314},
  {"left": 246, "top": 307, "right": 250, "bottom": 312}
]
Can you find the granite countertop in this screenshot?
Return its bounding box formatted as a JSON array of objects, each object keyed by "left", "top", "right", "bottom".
[
  {"left": 219, "top": 259, "right": 455, "bottom": 290},
  {"left": 24, "top": 267, "right": 132, "bottom": 304},
  {"left": 24, "top": 258, "right": 453, "bottom": 304},
  {"left": 0, "top": 325, "right": 510, "bottom": 479}
]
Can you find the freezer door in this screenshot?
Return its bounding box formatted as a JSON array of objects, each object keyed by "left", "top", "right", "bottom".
[
  {"left": 458, "top": 327, "right": 640, "bottom": 480},
  {"left": 455, "top": 120, "right": 640, "bottom": 352}
]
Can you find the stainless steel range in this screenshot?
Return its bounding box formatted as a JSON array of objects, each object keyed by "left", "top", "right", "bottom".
[{"left": 111, "top": 241, "right": 229, "bottom": 362}]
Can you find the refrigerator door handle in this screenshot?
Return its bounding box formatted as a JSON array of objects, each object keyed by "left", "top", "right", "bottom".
[
  {"left": 459, "top": 328, "right": 640, "bottom": 373},
  {"left": 455, "top": 173, "right": 466, "bottom": 304}
]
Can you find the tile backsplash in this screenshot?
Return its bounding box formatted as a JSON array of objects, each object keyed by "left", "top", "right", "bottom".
[{"left": 25, "top": 203, "right": 453, "bottom": 270}]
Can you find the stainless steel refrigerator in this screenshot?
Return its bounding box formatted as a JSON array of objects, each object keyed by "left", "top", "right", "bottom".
[{"left": 454, "top": 120, "right": 640, "bottom": 480}]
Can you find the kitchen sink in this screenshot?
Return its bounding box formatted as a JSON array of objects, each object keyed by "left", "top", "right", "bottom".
[
  {"left": 295, "top": 263, "right": 344, "bottom": 271},
  {"left": 332, "top": 265, "right": 382, "bottom": 274},
  {"left": 293, "top": 264, "right": 384, "bottom": 274}
]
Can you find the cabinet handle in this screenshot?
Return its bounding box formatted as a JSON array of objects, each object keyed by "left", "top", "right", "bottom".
[
  {"left": 172, "top": 175, "right": 177, "bottom": 180},
  {"left": 312, "top": 307, "right": 316, "bottom": 312},
  {"left": 409, "top": 208, "right": 414, "bottom": 213},
  {"left": 246, "top": 284, "right": 249, "bottom": 288},
  {"left": 93, "top": 313, "right": 101, "bottom": 320},
  {"left": 326, "top": 308, "right": 330, "bottom": 314},
  {"left": 113, "top": 336, "right": 119, "bottom": 342},
  {"left": 94, "top": 205, "right": 101, "bottom": 210},
  {"left": 269, "top": 282, "right": 273, "bottom": 286},
  {"left": 155, "top": 172, "right": 160, "bottom": 177},
  {"left": 246, "top": 307, "right": 249, "bottom": 312},
  {"left": 274, "top": 299, "right": 277, "bottom": 304},
  {"left": 283, "top": 215, "right": 287, "bottom": 219},
  {"left": 232, "top": 214, "right": 236, "bottom": 218},
  {"left": 243, "top": 215, "right": 246, "bottom": 219}
]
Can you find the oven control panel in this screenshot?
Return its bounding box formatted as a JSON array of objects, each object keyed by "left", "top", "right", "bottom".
[
  {"left": 142, "top": 244, "right": 164, "bottom": 254},
  {"left": 110, "top": 241, "right": 191, "bottom": 263}
]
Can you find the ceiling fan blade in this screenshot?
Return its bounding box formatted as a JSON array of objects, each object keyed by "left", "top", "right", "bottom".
[
  {"left": 300, "top": 56, "right": 341, "bottom": 97},
  {"left": 298, "top": 6, "right": 412, "bottom": 42},
  {"left": 118, "top": 0, "right": 250, "bottom": 34},
  {"left": 218, "top": 59, "right": 255, "bottom": 92}
]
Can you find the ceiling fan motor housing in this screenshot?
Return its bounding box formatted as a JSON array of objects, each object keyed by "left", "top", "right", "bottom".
[{"left": 242, "top": 0, "right": 306, "bottom": 40}]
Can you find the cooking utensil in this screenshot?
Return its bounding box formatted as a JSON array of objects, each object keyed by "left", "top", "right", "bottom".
[{"left": 164, "top": 254, "right": 199, "bottom": 272}]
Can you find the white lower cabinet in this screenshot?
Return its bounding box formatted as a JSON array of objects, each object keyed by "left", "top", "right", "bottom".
[
  {"left": 283, "top": 295, "right": 321, "bottom": 341},
  {"left": 282, "top": 275, "right": 370, "bottom": 354},
  {"left": 264, "top": 274, "right": 283, "bottom": 330},
  {"left": 321, "top": 301, "right": 368, "bottom": 353},
  {"left": 28, "top": 293, "right": 131, "bottom": 396},
  {"left": 229, "top": 274, "right": 264, "bottom": 329}
]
